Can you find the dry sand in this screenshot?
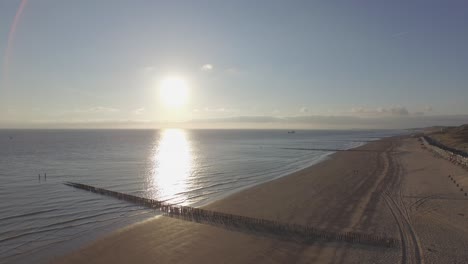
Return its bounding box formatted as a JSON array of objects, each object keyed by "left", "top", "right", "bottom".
[{"left": 52, "top": 137, "right": 468, "bottom": 264}]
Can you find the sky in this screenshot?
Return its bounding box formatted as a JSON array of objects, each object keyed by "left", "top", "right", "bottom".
[{"left": 0, "top": 0, "right": 467, "bottom": 129}]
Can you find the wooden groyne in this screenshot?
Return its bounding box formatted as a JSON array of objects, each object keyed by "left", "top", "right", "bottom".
[{"left": 64, "top": 182, "right": 399, "bottom": 248}]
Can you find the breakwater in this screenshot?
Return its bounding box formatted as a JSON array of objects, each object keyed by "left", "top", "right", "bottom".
[
  {"left": 64, "top": 182, "right": 399, "bottom": 248},
  {"left": 421, "top": 136, "right": 468, "bottom": 168}
]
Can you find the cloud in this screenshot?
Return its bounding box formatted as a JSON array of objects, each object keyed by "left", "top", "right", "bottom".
[
  {"left": 351, "top": 106, "right": 409, "bottom": 116},
  {"left": 350, "top": 107, "right": 367, "bottom": 114},
  {"left": 193, "top": 107, "right": 239, "bottom": 114},
  {"left": 299, "top": 106, "right": 309, "bottom": 113},
  {"left": 376, "top": 107, "right": 387, "bottom": 113},
  {"left": 424, "top": 106, "right": 433, "bottom": 112},
  {"left": 192, "top": 116, "right": 283, "bottom": 123},
  {"left": 73, "top": 106, "right": 119, "bottom": 114},
  {"left": 391, "top": 31, "right": 409, "bottom": 38},
  {"left": 225, "top": 67, "right": 241, "bottom": 75},
  {"left": 3, "top": 114, "right": 468, "bottom": 129},
  {"left": 201, "top": 64, "right": 213, "bottom": 72},
  {"left": 132, "top": 107, "right": 145, "bottom": 115},
  {"left": 389, "top": 106, "right": 409, "bottom": 116},
  {"left": 189, "top": 114, "right": 468, "bottom": 129},
  {"left": 142, "top": 66, "right": 156, "bottom": 75}
]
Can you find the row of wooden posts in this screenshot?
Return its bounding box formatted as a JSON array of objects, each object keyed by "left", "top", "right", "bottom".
[
  {"left": 64, "top": 182, "right": 399, "bottom": 248},
  {"left": 420, "top": 137, "right": 467, "bottom": 197}
]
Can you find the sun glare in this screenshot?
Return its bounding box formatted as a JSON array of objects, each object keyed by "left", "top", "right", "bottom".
[
  {"left": 159, "top": 77, "right": 189, "bottom": 108},
  {"left": 149, "top": 129, "right": 193, "bottom": 204}
]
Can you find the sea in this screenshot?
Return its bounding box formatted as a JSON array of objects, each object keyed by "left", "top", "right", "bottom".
[{"left": 0, "top": 129, "right": 406, "bottom": 263}]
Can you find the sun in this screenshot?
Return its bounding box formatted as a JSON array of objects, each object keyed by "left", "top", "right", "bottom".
[{"left": 159, "top": 77, "right": 189, "bottom": 108}]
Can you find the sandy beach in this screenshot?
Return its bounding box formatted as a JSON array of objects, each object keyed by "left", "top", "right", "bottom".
[{"left": 52, "top": 136, "right": 468, "bottom": 264}]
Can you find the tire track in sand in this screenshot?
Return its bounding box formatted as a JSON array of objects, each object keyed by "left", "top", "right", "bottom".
[{"left": 383, "top": 148, "right": 424, "bottom": 264}]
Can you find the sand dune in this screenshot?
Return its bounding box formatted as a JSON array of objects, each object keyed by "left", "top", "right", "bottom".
[{"left": 53, "top": 137, "right": 468, "bottom": 264}]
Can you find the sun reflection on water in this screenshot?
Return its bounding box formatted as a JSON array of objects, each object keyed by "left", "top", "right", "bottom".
[{"left": 149, "top": 129, "right": 193, "bottom": 204}]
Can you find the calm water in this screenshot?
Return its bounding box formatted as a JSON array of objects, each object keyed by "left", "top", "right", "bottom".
[{"left": 0, "top": 129, "right": 404, "bottom": 263}]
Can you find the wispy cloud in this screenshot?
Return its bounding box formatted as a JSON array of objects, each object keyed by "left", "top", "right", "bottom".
[
  {"left": 299, "top": 106, "right": 309, "bottom": 113},
  {"left": 73, "top": 106, "right": 120, "bottom": 114},
  {"left": 390, "top": 106, "right": 409, "bottom": 116},
  {"left": 351, "top": 106, "right": 409, "bottom": 116},
  {"left": 192, "top": 115, "right": 283, "bottom": 123},
  {"left": 193, "top": 107, "right": 239, "bottom": 114},
  {"left": 142, "top": 66, "right": 156, "bottom": 75},
  {"left": 225, "top": 67, "right": 241, "bottom": 75},
  {"left": 189, "top": 114, "right": 468, "bottom": 129},
  {"left": 201, "top": 64, "right": 214, "bottom": 72},
  {"left": 391, "top": 31, "right": 409, "bottom": 38},
  {"left": 132, "top": 107, "right": 145, "bottom": 115},
  {"left": 3, "top": 114, "right": 468, "bottom": 129}
]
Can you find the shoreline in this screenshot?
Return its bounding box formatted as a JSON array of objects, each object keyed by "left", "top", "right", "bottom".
[
  {"left": 43, "top": 140, "right": 360, "bottom": 262},
  {"left": 9, "top": 135, "right": 370, "bottom": 264},
  {"left": 193, "top": 148, "right": 335, "bottom": 208},
  {"left": 192, "top": 138, "right": 369, "bottom": 208},
  {"left": 54, "top": 135, "right": 468, "bottom": 263},
  {"left": 53, "top": 137, "right": 396, "bottom": 263}
]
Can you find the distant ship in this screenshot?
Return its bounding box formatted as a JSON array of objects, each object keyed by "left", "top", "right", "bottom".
[{"left": 287, "top": 131, "right": 295, "bottom": 134}]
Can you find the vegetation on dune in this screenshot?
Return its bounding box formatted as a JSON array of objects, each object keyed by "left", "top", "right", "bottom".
[{"left": 430, "top": 124, "right": 468, "bottom": 152}]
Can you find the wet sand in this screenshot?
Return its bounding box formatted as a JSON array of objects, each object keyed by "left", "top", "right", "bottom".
[{"left": 52, "top": 136, "right": 468, "bottom": 263}]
